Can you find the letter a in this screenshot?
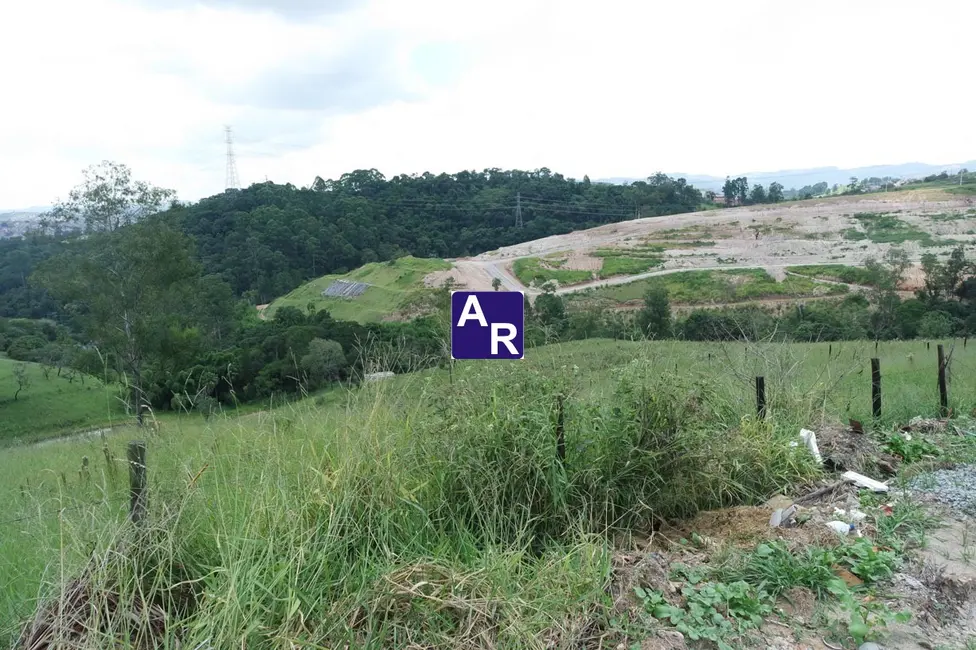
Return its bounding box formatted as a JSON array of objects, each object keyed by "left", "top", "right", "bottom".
[{"left": 456, "top": 295, "right": 488, "bottom": 327}]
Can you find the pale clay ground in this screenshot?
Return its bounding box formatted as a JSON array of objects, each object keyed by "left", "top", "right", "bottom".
[{"left": 425, "top": 191, "right": 976, "bottom": 300}]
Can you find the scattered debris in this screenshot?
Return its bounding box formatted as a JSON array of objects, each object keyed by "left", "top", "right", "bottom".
[
  {"left": 825, "top": 520, "right": 855, "bottom": 536},
  {"left": 902, "top": 416, "right": 948, "bottom": 434},
  {"left": 799, "top": 428, "right": 824, "bottom": 464},
  {"left": 769, "top": 505, "right": 797, "bottom": 528},
  {"left": 793, "top": 479, "right": 854, "bottom": 506},
  {"left": 817, "top": 423, "right": 900, "bottom": 476},
  {"left": 842, "top": 470, "right": 889, "bottom": 493},
  {"left": 833, "top": 507, "right": 867, "bottom": 524}
]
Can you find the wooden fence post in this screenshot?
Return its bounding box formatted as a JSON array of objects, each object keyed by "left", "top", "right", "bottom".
[
  {"left": 937, "top": 344, "right": 949, "bottom": 417},
  {"left": 128, "top": 441, "right": 147, "bottom": 524},
  {"left": 755, "top": 376, "right": 766, "bottom": 420},
  {"left": 871, "top": 358, "right": 881, "bottom": 420},
  {"left": 555, "top": 395, "right": 566, "bottom": 465}
]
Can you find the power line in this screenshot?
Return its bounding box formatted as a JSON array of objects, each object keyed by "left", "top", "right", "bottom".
[
  {"left": 515, "top": 192, "right": 524, "bottom": 228},
  {"left": 224, "top": 126, "right": 240, "bottom": 191}
]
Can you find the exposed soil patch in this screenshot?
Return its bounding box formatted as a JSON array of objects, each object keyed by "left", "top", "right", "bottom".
[
  {"left": 443, "top": 191, "right": 975, "bottom": 296},
  {"left": 557, "top": 251, "right": 603, "bottom": 272},
  {"left": 659, "top": 505, "right": 842, "bottom": 551}
]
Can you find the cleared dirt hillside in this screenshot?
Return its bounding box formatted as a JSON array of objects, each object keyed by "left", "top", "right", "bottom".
[{"left": 426, "top": 189, "right": 976, "bottom": 299}]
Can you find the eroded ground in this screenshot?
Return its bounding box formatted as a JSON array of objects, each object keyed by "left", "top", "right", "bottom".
[
  {"left": 430, "top": 191, "right": 976, "bottom": 302},
  {"left": 608, "top": 418, "right": 976, "bottom": 650}
]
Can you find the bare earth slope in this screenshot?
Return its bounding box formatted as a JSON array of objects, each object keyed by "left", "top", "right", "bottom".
[{"left": 426, "top": 190, "right": 976, "bottom": 298}]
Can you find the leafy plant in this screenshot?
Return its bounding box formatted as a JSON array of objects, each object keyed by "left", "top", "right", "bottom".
[
  {"left": 837, "top": 537, "right": 899, "bottom": 583},
  {"left": 635, "top": 581, "right": 772, "bottom": 650},
  {"left": 884, "top": 432, "right": 941, "bottom": 463}
]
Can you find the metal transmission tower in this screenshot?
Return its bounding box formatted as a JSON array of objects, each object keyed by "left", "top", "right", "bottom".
[
  {"left": 224, "top": 126, "right": 240, "bottom": 190},
  {"left": 514, "top": 192, "right": 524, "bottom": 227}
]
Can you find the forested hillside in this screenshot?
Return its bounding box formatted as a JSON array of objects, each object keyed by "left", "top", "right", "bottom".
[
  {"left": 0, "top": 168, "right": 702, "bottom": 316},
  {"left": 175, "top": 169, "right": 703, "bottom": 302}
]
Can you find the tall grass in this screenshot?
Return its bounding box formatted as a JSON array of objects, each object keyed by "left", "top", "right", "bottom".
[{"left": 1, "top": 345, "right": 825, "bottom": 649}]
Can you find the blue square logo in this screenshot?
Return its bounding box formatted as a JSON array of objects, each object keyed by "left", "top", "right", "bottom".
[{"left": 451, "top": 291, "right": 524, "bottom": 360}]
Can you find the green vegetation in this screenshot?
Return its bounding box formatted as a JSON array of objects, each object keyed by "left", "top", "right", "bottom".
[
  {"left": 638, "top": 535, "right": 909, "bottom": 649},
  {"left": 4, "top": 338, "right": 975, "bottom": 647},
  {"left": 512, "top": 257, "right": 593, "bottom": 286},
  {"left": 926, "top": 211, "right": 968, "bottom": 222},
  {"left": 722, "top": 177, "right": 785, "bottom": 207},
  {"left": 267, "top": 256, "right": 451, "bottom": 322},
  {"left": 592, "top": 247, "right": 664, "bottom": 279},
  {"left": 845, "top": 212, "right": 937, "bottom": 245},
  {"left": 1, "top": 345, "right": 826, "bottom": 647},
  {"left": 660, "top": 239, "right": 717, "bottom": 249},
  {"left": 0, "top": 358, "right": 120, "bottom": 444},
  {"left": 892, "top": 170, "right": 976, "bottom": 196},
  {"left": 788, "top": 264, "right": 879, "bottom": 287},
  {"left": 654, "top": 227, "right": 721, "bottom": 241},
  {"left": 571, "top": 269, "right": 837, "bottom": 306},
  {"left": 597, "top": 256, "right": 661, "bottom": 277}
]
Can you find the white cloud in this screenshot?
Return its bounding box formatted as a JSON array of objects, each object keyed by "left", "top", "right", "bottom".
[{"left": 1, "top": 0, "right": 974, "bottom": 208}]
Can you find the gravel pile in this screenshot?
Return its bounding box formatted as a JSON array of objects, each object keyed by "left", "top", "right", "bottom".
[{"left": 908, "top": 464, "right": 976, "bottom": 514}]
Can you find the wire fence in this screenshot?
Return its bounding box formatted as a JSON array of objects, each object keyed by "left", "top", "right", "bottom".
[{"left": 4, "top": 338, "right": 976, "bottom": 531}]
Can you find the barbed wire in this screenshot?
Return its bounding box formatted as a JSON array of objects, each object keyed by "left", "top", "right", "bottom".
[{"left": 0, "top": 495, "right": 127, "bottom": 528}]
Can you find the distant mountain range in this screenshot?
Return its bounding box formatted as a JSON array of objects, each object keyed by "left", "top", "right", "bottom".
[{"left": 600, "top": 160, "right": 976, "bottom": 192}]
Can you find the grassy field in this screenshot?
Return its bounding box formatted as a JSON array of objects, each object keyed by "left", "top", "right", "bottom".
[
  {"left": 569, "top": 268, "right": 846, "bottom": 307},
  {"left": 593, "top": 247, "right": 664, "bottom": 279},
  {"left": 265, "top": 256, "right": 451, "bottom": 322},
  {"left": 2, "top": 337, "right": 975, "bottom": 646},
  {"left": 0, "top": 358, "right": 122, "bottom": 445}
]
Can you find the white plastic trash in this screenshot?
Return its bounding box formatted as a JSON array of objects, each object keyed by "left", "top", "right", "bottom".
[
  {"left": 826, "top": 521, "right": 854, "bottom": 535},
  {"left": 798, "top": 428, "right": 823, "bottom": 464},
  {"left": 842, "top": 471, "right": 889, "bottom": 493}
]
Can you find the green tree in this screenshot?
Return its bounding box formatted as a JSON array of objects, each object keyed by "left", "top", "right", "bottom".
[
  {"left": 491, "top": 277, "right": 502, "bottom": 291},
  {"left": 735, "top": 177, "right": 749, "bottom": 205},
  {"left": 301, "top": 338, "right": 345, "bottom": 385},
  {"left": 847, "top": 176, "right": 860, "bottom": 194},
  {"left": 44, "top": 161, "right": 176, "bottom": 234},
  {"left": 532, "top": 284, "right": 566, "bottom": 337},
  {"left": 33, "top": 218, "right": 203, "bottom": 424},
  {"left": 919, "top": 246, "right": 971, "bottom": 303},
  {"left": 12, "top": 363, "right": 30, "bottom": 401},
  {"left": 749, "top": 184, "right": 767, "bottom": 204},
  {"left": 864, "top": 248, "right": 910, "bottom": 340},
  {"left": 918, "top": 311, "right": 954, "bottom": 338},
  {"left": 636, "top": 287, "right": 671, "bottom": 339},
  {"left": 767, "top": 182, "right": 784, "bottom": 203},
  {"left": 722, "top": 177, "right": 736, "bottom": 205}
]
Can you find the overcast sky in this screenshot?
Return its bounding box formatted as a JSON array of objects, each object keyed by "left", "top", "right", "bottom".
[{"left": 1, "top": 0, "right": 973, "bottom": 208}]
